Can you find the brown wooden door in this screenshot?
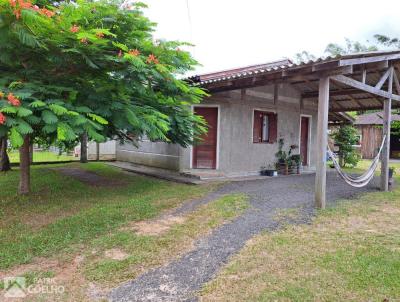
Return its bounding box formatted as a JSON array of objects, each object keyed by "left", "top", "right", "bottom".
[
  {"left": 193, "top": 107, "right": 218, "bottom": 169},
  {"left": 300, "top": 116, "right": 309, "bottom": 166}
]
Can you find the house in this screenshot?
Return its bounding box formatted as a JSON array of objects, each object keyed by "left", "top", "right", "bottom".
[
  {"left": 115, "top": 50, "right": 400, "bottom": 207},
  {"left": 116, "top": 59, "right": 353, "bottom": 177},
  {"left": 354, "top": 111, "right": 400, "bottom": 159}
]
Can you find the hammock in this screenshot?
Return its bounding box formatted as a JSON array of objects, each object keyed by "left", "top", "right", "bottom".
[{"left": 327, "top": 135, "right": 386, "bottom": 188}]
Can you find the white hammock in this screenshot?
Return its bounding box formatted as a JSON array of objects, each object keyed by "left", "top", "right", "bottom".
[{"left": 327, "top": 135, "right": 386, "bottom": 188}]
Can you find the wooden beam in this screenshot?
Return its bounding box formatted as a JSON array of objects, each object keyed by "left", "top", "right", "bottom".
[
  {"left": 362, "top": 68, "right": 367, "bottom": 83},
  {"left": 329, "top": 104, "right": 400, "bottom": 112},
  {"left": 273, "top": 84, "right": 278, "bottom": 105},
  {"left": 393, "top": 70, "right": 400, "bottom": 95},
  {"left": 339, "top": 53, "right": 400, "bottom": 66},
  {"left": 381, "top": 67, "right": 393, "bottom": 191},
  {"left": 240, "top": 89, "right": 246, "bottom": 101},
  {"left": 331, "top": 74, "right": 400, "bottom": 102},
  {"left": 315, "top": 77, "right": 330, "bottom": 209},
  {"left": 375, "top": 68, "right": 391, "bottom": 89},
  {"left": 302, "top": 88, "right": 375, "bottom": 99}
]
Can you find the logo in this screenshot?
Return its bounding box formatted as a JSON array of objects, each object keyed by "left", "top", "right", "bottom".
[{"left": 3, "top": 277, "right": 26, "bottom": 298}]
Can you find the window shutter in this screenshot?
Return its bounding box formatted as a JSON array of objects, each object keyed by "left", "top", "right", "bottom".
[
  {"left": 269, "top": 113, "right": 278, "bottom": 143},
  {"left": 253, "top": 111, "right": 262, "bottom": 143}
]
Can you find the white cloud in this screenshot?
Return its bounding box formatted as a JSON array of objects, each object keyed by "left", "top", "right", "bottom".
[{"left": 142, "top": 0, "right": 400, "bottom": 74}]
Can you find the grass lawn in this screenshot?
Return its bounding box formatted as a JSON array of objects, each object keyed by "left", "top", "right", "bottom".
[
  {"left": 0, "top": 162, "right": 248, "bottom": 300},
  {"left": 200, "top": 160, "right": 400, "bottom": 301},
  {"left": 9, "top": 151, "right": 76, "bottom": 163}
]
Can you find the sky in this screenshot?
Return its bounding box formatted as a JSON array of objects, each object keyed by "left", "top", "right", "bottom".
[{"left": 141, "top": 0, "right": 400, "bottom": 75}]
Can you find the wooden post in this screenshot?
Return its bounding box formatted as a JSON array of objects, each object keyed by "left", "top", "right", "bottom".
[
  {"left": 315, "top": 77, "right": 330, "bottom": 209},
  {"left": 381, "top": 67, "right": 393, "bottom": 191}
]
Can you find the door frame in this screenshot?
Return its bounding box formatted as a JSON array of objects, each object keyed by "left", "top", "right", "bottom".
[
  {"left": 190, "top": 105, "right": 220, "bottom": 169},
  {"left": 299, "top": 114, "right": 312, "bottom": 167}
]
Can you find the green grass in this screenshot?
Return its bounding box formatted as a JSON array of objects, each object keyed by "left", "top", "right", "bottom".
[
  {"left": 0, "top": 163, "right": 216, "bottom": 269},
  {"left": 9, "top": 151, "right": 76, "bottom": 163},
  {"left": 83, "top": 193, "right": 249, "bottom": 285},
  {"left": 200, "top": 161, "right": 400, "bottom": 302}
]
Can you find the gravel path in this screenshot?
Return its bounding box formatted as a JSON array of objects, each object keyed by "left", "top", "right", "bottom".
[{"left": 109, "top": 172, "right": 380, "bottom": 302}]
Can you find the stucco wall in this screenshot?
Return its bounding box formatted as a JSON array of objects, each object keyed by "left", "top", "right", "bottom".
[
  {"left": 116, "top": 139, "right": 180, "bottom": 170},
  {"left": 180, "top": 83, "right": 318, "bottom": 176},
  {"left": 87, "top": 140, "right": 116, "bottom": 160},
  {"left": 116, "top": 82, "right": 318, "bottom": 175}
]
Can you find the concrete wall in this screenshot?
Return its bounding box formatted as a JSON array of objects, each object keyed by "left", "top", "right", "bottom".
[
  {"left": 180, "top": 83, "right": 318, "bottom": 176},
  {"left": 87, "top": 140, "right": 116, "bottom": 160},
  {"left": 116, "top": 82, "right": 318, "bottom": 176},
  {"left": 116, "top": 139, "right": 180, "bottom": 170}
]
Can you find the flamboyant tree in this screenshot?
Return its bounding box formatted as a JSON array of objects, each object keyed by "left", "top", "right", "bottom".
[{"left": 0, "top": 0, "right": 207, "bottom": 194}]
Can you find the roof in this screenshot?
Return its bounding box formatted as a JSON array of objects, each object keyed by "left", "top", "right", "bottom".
[
  {"left": 354, "top": 111, "right": 400, "bottom": 125},
  {"left": 188, "top": 50, "right": 400, "bottom": 114}
]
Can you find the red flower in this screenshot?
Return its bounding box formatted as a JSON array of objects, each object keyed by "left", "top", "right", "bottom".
[
  {"left": 70, "top": 24, "right": 80, "bottom": 33},
  {"left": 96, "top": 32, "right": 105, "bottom": 38},
  {"left": 39, "top": 8, "right": 55, "bottom": 18},
  {"left": 32, "top": 4, "right": 39, "bottom": 11},
  {"left": 7, "top": 93, "right": 21, "bottom": 107},
  {"left": 128, "top": 49, "right": 140, "bottom": 56},
  {"left": 19, "top": 0, "right": 32, "bottom": 9},
  {"left": 9, "top": 0, "right": 17, "bottom": 7},
  {"left": 13, "top": 9, "right": 21, "bottom": 19},
  {"left": 0, "top": 113, "right": 6, "bottom": 125},
  {"left": 146, "top": 54, "right": 159, "bottom": 64}
]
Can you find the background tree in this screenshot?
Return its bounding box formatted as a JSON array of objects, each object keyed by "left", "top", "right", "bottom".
[
  {"left": 332, "top": 125, "right": 361, "bottom": 168},
  {"left": 0, "top": 135, "right": 11, "bottom": 172},
  {"left": 0, "top": 0, "right": 207, "bottom": 194}
]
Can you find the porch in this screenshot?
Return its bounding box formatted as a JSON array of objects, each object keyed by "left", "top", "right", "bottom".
[{"left": 191, "top": 50, "right": 400, "bottom": 208}]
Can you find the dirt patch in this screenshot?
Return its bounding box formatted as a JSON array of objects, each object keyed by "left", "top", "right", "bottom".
[
  {"left": 129, "top": 215, "right": 186, "bottom": 236},
  {"left": 54, "top": 168, "right": 126, "bottom": 187},
  {"left": 104, "top": 249, "right": 129, "bottom": 261},
  {"left": 0, "top": 254, "right": 108, "bottom": 301}
]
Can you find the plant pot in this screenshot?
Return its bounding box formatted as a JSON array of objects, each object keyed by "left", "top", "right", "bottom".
[
  {"left": 260, "top": 170, "right": 278, "bottom": 177},
  {"left": 276, "top": 163, "right": 288, "bottom": 175}
]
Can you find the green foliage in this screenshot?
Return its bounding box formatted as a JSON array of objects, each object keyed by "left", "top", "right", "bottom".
[
  {"left": 332, "top": 125, "right": 361, "bottom": 168},
  {"left": 0, "top": 0, "right": 207, "bottom": 149},
  {"left": 275, "top": 138, "right": 298, "bottom": 166}
]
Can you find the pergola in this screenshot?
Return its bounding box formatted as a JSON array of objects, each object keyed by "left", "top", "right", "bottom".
[{"left": 191, "top": 50, "right": 400, "bottom": 208}]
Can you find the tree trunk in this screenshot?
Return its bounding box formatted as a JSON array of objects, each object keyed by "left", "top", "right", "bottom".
[
  {"left": 19, "top": 136, "right": 31, "bottom": 195},
  {"left": 0, "top": 136, "right": 11, "bottom": 172},
  {"left": 29, "top": 143, "right": 34, "bottom": 164},
  {"left": 80, "top": 132, "right": 88, "bottom": 163}
]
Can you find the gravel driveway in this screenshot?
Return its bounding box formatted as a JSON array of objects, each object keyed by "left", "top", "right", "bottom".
[{"left": 109, "top": 172, "right": 380, "bottom": 302}]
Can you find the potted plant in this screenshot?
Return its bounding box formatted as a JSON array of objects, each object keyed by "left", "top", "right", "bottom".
[
  {"left": 389, "top": 167, "right": 396, "bottom": 186},
  {"left": 260, "top": 165, "right": 278, "bottom": 177},
  {"left": 275, "top": 139, "right": 298, "bottom": 175},
  {"left": 275, "top": 138, "right": 289, "bottom": 175},
  {"left": 290, "top": 154, "right": 302, "bottom": 174}
]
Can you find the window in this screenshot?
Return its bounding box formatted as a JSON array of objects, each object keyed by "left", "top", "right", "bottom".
[{"left": 253, "top": 110, "right": 277, "bottom": 143}]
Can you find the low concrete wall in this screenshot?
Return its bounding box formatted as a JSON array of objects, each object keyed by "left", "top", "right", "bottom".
[
  {"left": 116, "top": 140, "right": 180, "bottom": 171},
  {"left": 87, "top": 141, "right": 116, "bottom": 160}
]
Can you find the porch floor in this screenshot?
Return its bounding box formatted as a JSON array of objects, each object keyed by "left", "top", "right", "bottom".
[{"left": 107, "top": 161, "right": 316, "bottom": 184}]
